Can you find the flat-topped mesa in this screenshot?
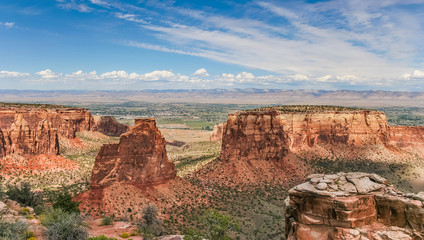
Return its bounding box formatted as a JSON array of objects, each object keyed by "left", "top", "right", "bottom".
[
  {"left": 285, "top": 172, "right": 424, "bottom": 239},
  {"left": 90, "top": 118, "right": 176, "bottom": 188},
  {"left": 220, "top": 106, "right": 389, "bottom": 162}
]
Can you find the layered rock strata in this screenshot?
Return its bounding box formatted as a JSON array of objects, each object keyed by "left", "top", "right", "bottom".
[
  {"left": 93, "top": 116, "right": 129, "bottom": 137},
  {"left": 90, "top": 118, "right": 176, "bottom": 188},
  {"left": 0, "top": 106, "right": 128, "bottom": 157},
  {"left": 0, "top": 107, "right": 94, "bottom": 156},
  {"left": 388, "top": 126, "right": 424, "bottom": 158},
  {"left": 220, "top": 107, "right": 389, "bottom": 162},
  {"left": 285, "top": 172, "right": 424, "bottom": 240},
  {"left": 210, "top": 122, "right": 225, "bottom": 141}
]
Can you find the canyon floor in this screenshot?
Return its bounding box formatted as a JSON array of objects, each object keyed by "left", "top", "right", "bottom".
[{"left": 1, "top": 103, "right": 424, "bottom": 239}]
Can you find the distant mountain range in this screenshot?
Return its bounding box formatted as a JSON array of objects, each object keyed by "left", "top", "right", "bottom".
[{"left": 1, "top": 89, "right": 423, "bottom": 107}]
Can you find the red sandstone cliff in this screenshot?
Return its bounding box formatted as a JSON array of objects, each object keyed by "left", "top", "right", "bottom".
[
  {"left": 0, "top": 105, "right": 129, "bottom": 157},
  {"left": 93, "top": 116, "right": 129, "bottom": 137},
  {"left": 389, "top": 125, "right": 424, "bottom": 158},
  {"left": 220, "top": 107, "right": 392, "bottom": 164},
  {"left": 90, "top": 118, "right": 176, "bottom": 188},
  {"left": 0, "top": 106, "right": 94, "bottom": 156},
  {"left": 210, "top": 122, "right": 225, "bottom": 141},
  {"left": 285, "top": 172, "right": 424, "bottom": 239},
  {"left": 200, "top": 106, "right": 424, "bottom": 186}
]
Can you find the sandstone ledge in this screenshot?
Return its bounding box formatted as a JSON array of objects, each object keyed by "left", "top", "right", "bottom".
[{"left": 286, "top": 172, "right": 424, "bottom": 240}]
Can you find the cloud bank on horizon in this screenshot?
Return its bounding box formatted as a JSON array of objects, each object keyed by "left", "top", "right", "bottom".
[{"left": 0, "top": 0, "right": 423, "bottom": 90}]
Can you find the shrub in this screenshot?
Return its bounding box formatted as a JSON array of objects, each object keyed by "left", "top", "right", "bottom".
[
  {"left": 120, "top": 232, "right": 130, "bottom": 238},
  {"left": 52, "top": 192, "right": 80, "bottom": 214},
  {"left": 27, "top": 238, "right": 37, "bottom": 240},
  {"left": 99, "top": 216, "right": 113, "bottom": 226},
  {"left": 43, "top": 212, "right": 88, "bottom": 240},
  {"left": 88, "top": 235, "right": 118, "bottom": 240},
  {"left": 0, "top": 217, "right": 28, "bottom": 240},
  {"left": 6, "top": 182, "right": 41, "bottom": 207},
  {"left": 39, "top": 207, "right": 67, "bottom": 227},
  {"left": 137, "top": 205, "right": 164, "bottom": 240},
  {"left": 25, "top": 231, "right": 35, "bottom": 238}
]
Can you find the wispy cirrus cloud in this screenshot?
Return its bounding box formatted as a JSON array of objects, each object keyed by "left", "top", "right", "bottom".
[{"left": 47, "top": 0, "right": 424, "bottom": 90}]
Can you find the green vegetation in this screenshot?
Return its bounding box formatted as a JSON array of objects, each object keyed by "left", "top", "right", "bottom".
[
  {"left": 52, "top": 192, "right": 80, "bottom": 214},
  {"left": 185, "top": 209, "right": 239, "bottom": 240},
  {"left": 40, "top": 208, "right": 88, "bottom": 240},
  {"left": 78, "top": 102, "right": 262, "bottom": 130},
  {"left": 138, "top": 205, "right": 164, "bottom": 240},
  {"left": 99, "top": 216, "right": 114, "bottom": 226},
  {"left": 248, "top": 105, "right": 371, "bottom": 113},
  {"left": 0, "top": 218, "right": 28, "bottom": 240},
  {"left": 6, "top": 182, "right": 41, "bottom": 207},
  {"left": 0, "top": 102, "right": 68, "bottom": 109},
  {"left": 377, "top": 106, "right": 424, "bottom": 126}
]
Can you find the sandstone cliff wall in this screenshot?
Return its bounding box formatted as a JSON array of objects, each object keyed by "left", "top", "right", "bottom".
[
  {"left": 220, "top": 109, "right": 389, "bottom": 162},
  {"left": 0, "top": 107, "right": 93, "bottom": 156},
  {"left": 90, "top": 118, "right": 176, "bottom": 188},
  {"left": 285, "top": 172, "right": 424, "bottom": 239}
]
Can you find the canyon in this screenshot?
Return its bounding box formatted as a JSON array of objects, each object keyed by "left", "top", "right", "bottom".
[{"left": 285, "top": 172, "right": 424, "bottom": 239}]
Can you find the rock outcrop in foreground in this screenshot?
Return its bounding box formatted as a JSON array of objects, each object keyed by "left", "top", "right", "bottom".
[
  {"left": 90, "top": 118, "right": 176, "bottom": 188},
  {"left": 285, "top": 172, "right": 424, "bottom": 240}
]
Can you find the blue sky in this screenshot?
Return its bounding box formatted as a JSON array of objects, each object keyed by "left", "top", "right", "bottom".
[{"left": 0, "top": 0, "right": 423, "bottom": 90}]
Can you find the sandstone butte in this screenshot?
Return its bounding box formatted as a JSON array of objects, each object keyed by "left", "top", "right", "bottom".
[
  {"left": 198, "top": 106, "right": 424, "bottom": 186},
  {"left": 0, "top": 104, "right": 129, "bottom": 158},
  {"left": 75, "top": 118, "right": 181, "bottom": 219},
  {"left": 285, "top": 172, "right": 424, "bottom": 240}
]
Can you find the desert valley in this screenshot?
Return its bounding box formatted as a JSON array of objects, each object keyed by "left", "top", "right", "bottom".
[{"left": 1, "top": 92, "right": 424, "bottom": 240}]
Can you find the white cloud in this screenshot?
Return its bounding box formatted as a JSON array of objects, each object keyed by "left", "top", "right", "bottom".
[
  {"left": 401, "top": 69, "right": 424, "bottom": 80},
  {"left": 65, "top": 70, "right": 99, "bottom": 81},
  {"left": 115, "top": 13, "right": 146, "bottom": 23},
  {"left": 192, "top": 68, "right": 210, "bottom": 77},
  {"left": 0, "top": 70, "right": 30, "bottom": 78},
  {"left": 317, "top": 75, "right": 332, "bottom": 82},
  {"left": 57, "top": 1, "right": 93, "bottom": 13},
  {"left": 0, "top": 22, "right": 15, "bottom": 28},
  {"left": 36, "top": 69, "right": 62, "bottom": 79},
  {"left": 288, "top": 74, "right": 309, "bottom": 81},
  {"left": 144, "top": 70, "right": 176, "bottom": 81},
  {"left": 100, "top": 70, "right": 129, "bottom": 79}
]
